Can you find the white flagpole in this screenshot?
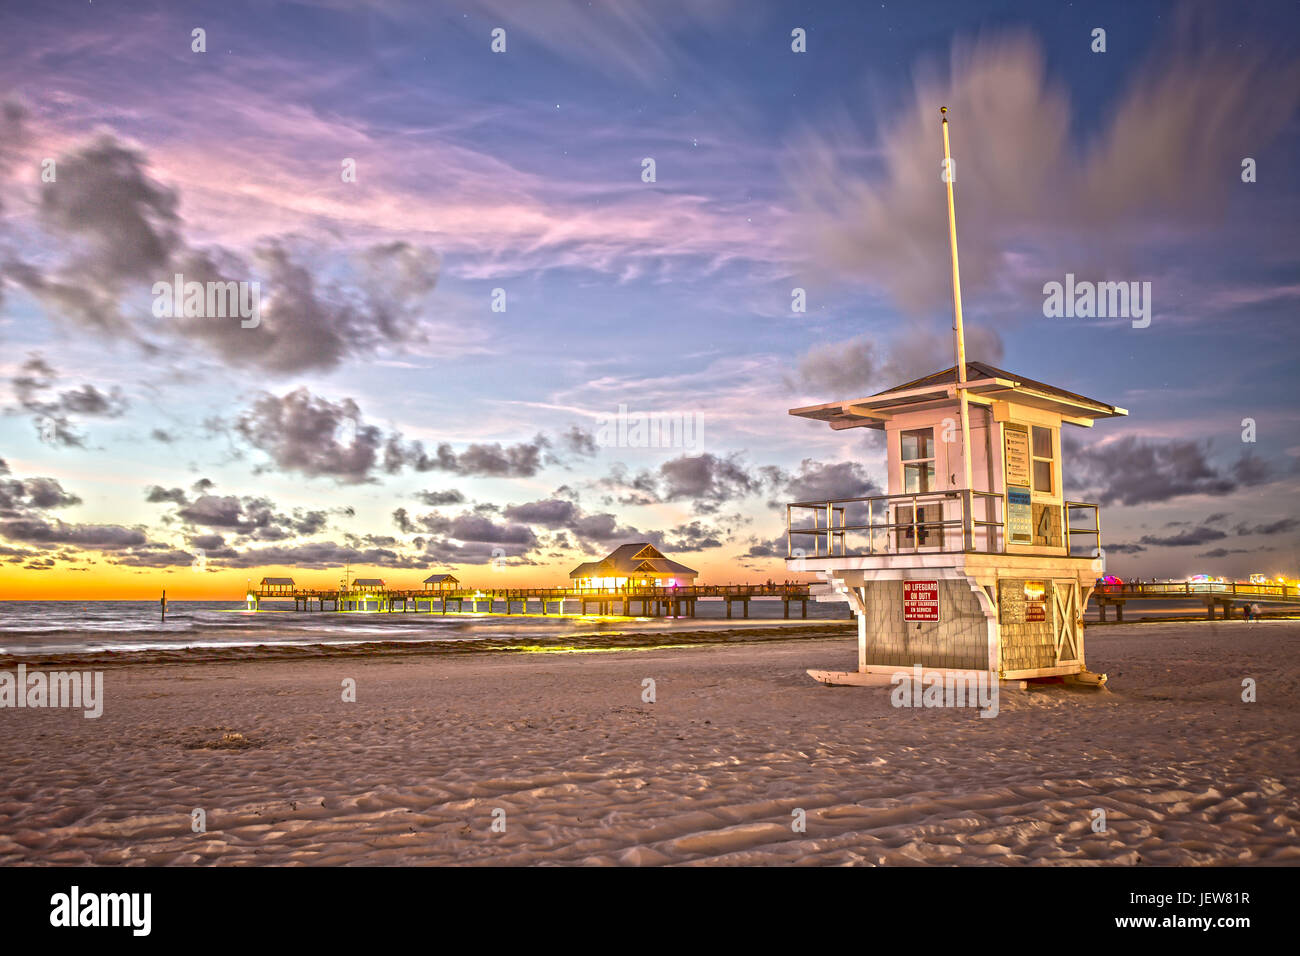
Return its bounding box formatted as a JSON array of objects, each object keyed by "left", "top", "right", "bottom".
[{"left": 941, "top": 107, "right": 976, "bottom": 550}]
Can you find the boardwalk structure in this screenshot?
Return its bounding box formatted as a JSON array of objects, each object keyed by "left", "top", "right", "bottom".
[
  {"left": 243, "top": 576, "right": 1293, "bottom": 620},
  {"left": 245, "top": 580, "right": 817, "bottom": 618},
  {"left": 1093, "top": 579, "right": 1300, "bottom": 621}
]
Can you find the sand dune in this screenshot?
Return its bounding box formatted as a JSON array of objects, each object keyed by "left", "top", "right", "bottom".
[{"left": 0, "top": 621, "right": 1296, "bottom": 865}]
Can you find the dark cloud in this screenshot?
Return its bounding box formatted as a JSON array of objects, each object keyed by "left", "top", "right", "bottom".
[
  {"left": 35, "top": 135, "right": 181, "bottom": 301},
  {"left": 566, "top": 512, "right": 645, "bottom": 547},
  {"left": 386, "top": 434, "right": 553, "bottom": 478},
  {"left": 0, "top": 476, "right": 82, "bottom": 515},
  {"left": 767, "top": 458, "right": 881, "bottom": 504},
  {"left": 1231, "top": 455, "right": 1273, "bottom": 487},
  {"left": 659, "top": 520, "right": 724, "bottom": 551},
  {"left": 415, "top": 489, "right": 466, "bottom": 507},
  {"left": 236, "top": 389, "right": 384, "bottom": 484},
  {"left": 494, "top": 494, "right": 726, "bottom": 553},
  {"left": 177, "top": 494, "right": 280, "bottom": 533},
  {"left": 743, "top": 536, "right": 785, "bottom": 559},
  {"left": 656, "top": 453, "right": 761, "bottom": 512},
  {"left": 168, "top": 493, "right": 337, "bottom": 541},
  {"left": 1235, "top": 517, "right": 1299, "bottom": 536},
  {"left": 1104, "top": 542, "right": 1147, "bottom": 554},
  {"left": 170, "top": 239, "right": 439, "bottom": 375},
  {"left": 234, "top": 388, "right": 588, "bottom": 484},
  {"left": 420, "top": 513, "right": 538, "bottom": 548},
  {"left": 0, "top": 99, "right": 28, "bottom": 217},
  {"left": 557, "top": 425, "right": 599, "bottom": 458},
  {"left": 0, "top": 518, "right": 147, "bottom": 550},
  {"left": 1138, "top": 526, "right": 1228, "bottom": 548},
  {"left": 4, "top": 134, "right": 440, "bottom": 375},
  {"left": 421, "top": 539, "right": 535, "bottom": 565},
  {"left": 1066, "top": 436, "right": 1270, "bottom": 506},
  {"left": 56, "top": 384, "right": 127, "bottom": 417},
  {"left": 1197, "top": 547, "right": 1257, "bottom": 559},
  {"left": 145, "top": 485, "right": 188, "bottom": 505},
  {"left": 594, "top": 453, "right": 876, "bottom": 515},
  {"left": 787, "top": 327, "right": 1004, "bottom": 396},
  {"left": 502, "top": 498, "right": 580, "bottom": 527},
  {"left": 204, "top": 541, "right": 429, "bottom": 571},
  {"left": 8, "top": 353, "right": 127, "bottom": 446},
  {"left": 290, "top": 509, "right": 331, "bottom": 536}
]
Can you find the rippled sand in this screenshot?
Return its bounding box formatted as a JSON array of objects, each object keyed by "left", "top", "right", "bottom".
[{"left": 1, "top": 621, "right": 1296, "bottom": 865}]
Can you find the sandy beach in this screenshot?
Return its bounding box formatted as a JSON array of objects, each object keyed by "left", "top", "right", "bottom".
[{"left": 1, "top": 620, "right": 1297, "bottom": 866}]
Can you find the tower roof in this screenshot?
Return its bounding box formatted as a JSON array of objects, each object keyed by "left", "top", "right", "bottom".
[{"left": 789, "top": 361, "right": 1127, "bottom": 431}]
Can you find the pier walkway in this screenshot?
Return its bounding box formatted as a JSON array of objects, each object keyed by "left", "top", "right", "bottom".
[
  {"left": 248, "top": 582, "right": 816, "bottom": 619},
  {"left": 1093, "top": 580, "right": 1300, "bottom": 621}
]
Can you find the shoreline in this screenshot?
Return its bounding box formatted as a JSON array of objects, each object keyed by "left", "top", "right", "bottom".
[
  {"left": 0, "top": 621, "right": 856, "bottom": 670},
  {"left": 4, "top": 612, "right": 1294, "bottom": 670}
]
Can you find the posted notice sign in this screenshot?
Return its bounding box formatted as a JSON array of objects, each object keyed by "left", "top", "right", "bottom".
[
  {"left": 1004, "top": 424, "right": 1031, "bottom": 487},
  {"left": 903, "top": 581, "right": 939, "bottom": 621}
]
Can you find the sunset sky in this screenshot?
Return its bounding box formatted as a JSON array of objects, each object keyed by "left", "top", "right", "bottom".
[{"left": 1, "top": 0, "right": 1298, "bottom": 599}]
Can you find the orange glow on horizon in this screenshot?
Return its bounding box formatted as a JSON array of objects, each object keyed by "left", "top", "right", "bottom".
[{"left": 0, "top": 555, "right": 800, "bottom": 600}]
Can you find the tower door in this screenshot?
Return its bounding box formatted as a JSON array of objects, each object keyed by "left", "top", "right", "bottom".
[{"left": 1052, "top": 579, "right": 1080, "bottom": 665}]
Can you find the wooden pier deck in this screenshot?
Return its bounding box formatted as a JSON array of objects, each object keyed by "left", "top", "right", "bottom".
[
  {"left": 248, "top": 583, "right": 818, "bottom": 619},
  {"left": 1093, "top": 580, "right": 1300, "bottom": 621},
  {"left": 247, "top": 579, "right": 1299, "bottom": 621}
]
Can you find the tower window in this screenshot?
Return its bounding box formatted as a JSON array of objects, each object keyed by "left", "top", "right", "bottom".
[{"left": 1032, "top": 426, "right": 1055, "bottom": 494}]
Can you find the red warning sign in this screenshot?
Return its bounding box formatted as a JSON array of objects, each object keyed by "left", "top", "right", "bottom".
[{"left": 903, "top": 581, "right": 939, "bottom": 622}]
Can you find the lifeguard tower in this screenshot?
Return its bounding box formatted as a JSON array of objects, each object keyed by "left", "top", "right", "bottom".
[{"left": 785, "top": 109, "right": 1125, "bottom": 686}]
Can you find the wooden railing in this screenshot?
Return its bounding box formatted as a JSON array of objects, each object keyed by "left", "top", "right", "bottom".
[
  {"left": 786, "top": 490, "right": 1102, "bottom": 559},
  {"left": 1093, "top": 581, "right": 1300, "bottom": 602},
  {"left": 252, "top": 583, "right": 813, "bottom": 600}
]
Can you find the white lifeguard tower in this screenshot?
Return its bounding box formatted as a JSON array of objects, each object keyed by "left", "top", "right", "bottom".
[{"left": 785, "top": 109, "right": 1126, "bottom": 686}]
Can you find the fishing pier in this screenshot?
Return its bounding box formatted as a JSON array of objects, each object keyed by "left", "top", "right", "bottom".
[
  {"left": 1092, "top": 580, "right": 1300, "bottom": 621},
  {"left": 247, "top": 579, "right": 817, "bottom": 619}
]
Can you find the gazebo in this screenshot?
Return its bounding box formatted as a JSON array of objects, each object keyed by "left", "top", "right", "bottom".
[{"left": 569, "top": 544, "right": 697, "bottom": 590}]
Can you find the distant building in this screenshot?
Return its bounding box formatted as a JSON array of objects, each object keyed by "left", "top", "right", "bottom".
[
  {"left": 259, "top": 576, "right": 295, "bottom": 595},
  {"left": 422, "top": 573, "right": 460, "bottom": 592},
  {"left": 569, "top": 543, "right": 697, "bottom": 590},
  {"left": 351, "top": 577, "right": 386, "bottom": 590}
]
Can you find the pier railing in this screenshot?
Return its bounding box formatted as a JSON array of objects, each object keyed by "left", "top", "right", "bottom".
[
  {"left": 785, "top": 490, "right": 1102, "bottom": 559},
  {"left": 1093, "top": 580, "right": 1300, "bottom": 602},
  {"left": 252, "top": 582, "right": 814, "bottom": 600}
]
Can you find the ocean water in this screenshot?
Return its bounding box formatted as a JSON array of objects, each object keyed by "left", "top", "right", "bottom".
[
  {"left": 0, "top": 598, "right": 852, "bottom": 656},
  {"left": 0, "top": 596, "right": 1266, "bottom": 657}
]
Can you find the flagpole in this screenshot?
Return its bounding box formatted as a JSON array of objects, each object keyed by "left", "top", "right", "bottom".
[{"left": 941, "top": 107, "right": 976, "bottom": 550}]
